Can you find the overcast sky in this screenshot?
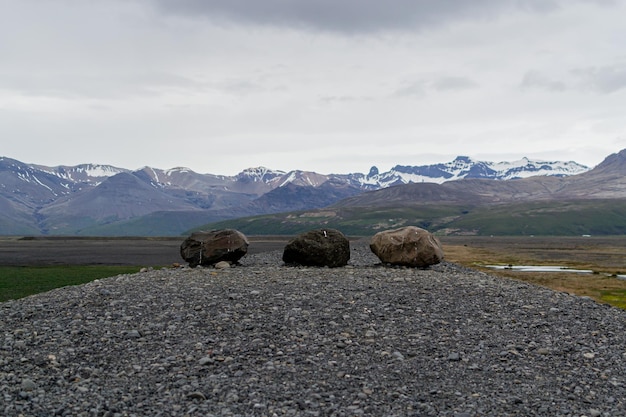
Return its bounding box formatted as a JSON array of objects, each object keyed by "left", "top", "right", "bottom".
[{"left": 1, "top": 0, "right": 625, "bottom": 175}]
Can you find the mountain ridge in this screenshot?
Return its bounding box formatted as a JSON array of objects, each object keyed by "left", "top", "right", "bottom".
[{"left": 0, "top": 152, "right": 610, "bottom": 236}]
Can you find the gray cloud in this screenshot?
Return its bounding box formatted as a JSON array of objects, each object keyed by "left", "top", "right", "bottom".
[
  {"left": 393, "top": 75, "right": 478, "bottom": 97},
  {"left": 520, "top": 70, "right": 567, "bottom": 92},
  {"left": 0, "top": 72, "right": 206, "bottom": 99},
  {"left": 320, "top": 95, "right": 373, "bottom": 104},
  {"left": 393, "top": 81, "right": 426, "bottom": 98},
  {"left": 573, "top": 65, "right": 626, "bottom": 94},
  {"left": 520, "top": 64, "right": 626, "bottom": 94},
  {"left": 151, "top": 0, "right": 575, "bottom": 33},
  {"left": 214, "top": 79, "right": 267, "bottom": 96},
  {"left": 432, "top": 76, "right": 478, "bottom": 91}
]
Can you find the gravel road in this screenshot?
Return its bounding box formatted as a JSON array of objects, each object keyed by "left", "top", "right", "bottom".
[{"left": 2, "top": 242, "right": 626, "bottom": 416}]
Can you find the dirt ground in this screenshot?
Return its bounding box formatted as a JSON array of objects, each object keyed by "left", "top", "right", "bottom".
[{"left": 0, "top": 237, "right": 289, "bottom": 267}]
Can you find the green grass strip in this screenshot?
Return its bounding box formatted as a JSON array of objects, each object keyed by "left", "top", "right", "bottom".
[
  {"left": 0, "top": 265, "right": 140, "bottom": 302},
  {"left": 599, "top": 290, "right": 626, "bottom": 310}
]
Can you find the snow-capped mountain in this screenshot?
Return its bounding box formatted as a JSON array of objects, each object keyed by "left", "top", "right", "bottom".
[
  {"left": 355, "top": 156, "right": 589, "bottom": 187},
  {"left": 0, "top": 154, "right": 593, "bottom": 235}
]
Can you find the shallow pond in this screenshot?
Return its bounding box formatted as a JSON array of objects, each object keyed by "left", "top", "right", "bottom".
[
  {"left": 486, "top": 265, "right": 594, "bottom": 273},
  {"left": 485, "top": 265, "right": 626, "bottom": 280}
]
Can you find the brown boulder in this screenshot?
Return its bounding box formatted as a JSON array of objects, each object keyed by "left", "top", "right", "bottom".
[
  {"left": 180, "top": 229, "right": 249, "bottom": 267},
  {"left": 283, "top": 228, "right": 350, "bottom": 267},
  {"left": 370, "top": 226, "right": 444, "bottom": 267}
]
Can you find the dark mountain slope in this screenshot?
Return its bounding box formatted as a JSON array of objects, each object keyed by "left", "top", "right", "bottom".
[
  {"left": 0, "top": 195, "right": 40, "bottom": 235},
  {"left": 38, "top": 173, "right": 201, "bottom": 234},
  {"left": 333, "top": 182, "right": 482, "bottom": 208},
  {"left": 555, "top": 149, "right": 626, "bottom": 198},
  {"left": 0, "top": 157, "right": 71, "bottom": 208},
  {"left": 248, "top": 180, "right": 363, "bottom": 213}
]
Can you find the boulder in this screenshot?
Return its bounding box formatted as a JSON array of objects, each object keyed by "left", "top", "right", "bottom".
[
  {"left": 282, "top": 228, "right": 350, "bottom": 267},
  {"left": 180, "top": 229, "right": 249, "bottom": 267},
  {"left": 370, "top": 226, "right": 444, "bottom": 267}
]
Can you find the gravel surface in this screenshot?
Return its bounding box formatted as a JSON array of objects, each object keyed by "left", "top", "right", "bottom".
[{"left": 2, "top": 242, "right": 626, "bottom": 416}]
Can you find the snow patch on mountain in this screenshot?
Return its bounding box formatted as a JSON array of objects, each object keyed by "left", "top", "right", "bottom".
[
  {"left": 237, "top": 167, "right": 286, "bottom": 183},
  {"left": 77, "top": 164, "right": 125, "bottom": 178},
  {"left": 276, "top": 171, "right": 329, "bottom": 188},
  {"left": 165, "top": 167, "right": 192, "bottom": 176},
  {"left": 36, "top": 164, "right": 128, "bottom": 187}
]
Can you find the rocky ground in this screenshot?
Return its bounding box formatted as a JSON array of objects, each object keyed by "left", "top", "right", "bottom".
[{"left": 2, "top": 242, "right": 626, "bottom": 416}]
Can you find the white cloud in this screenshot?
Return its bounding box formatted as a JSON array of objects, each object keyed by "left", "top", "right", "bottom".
[{"left": 0, "top": 0, "right": 624, "bottom": 174}]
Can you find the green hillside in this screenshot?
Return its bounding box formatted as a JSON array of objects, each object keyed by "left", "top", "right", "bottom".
[
  {"left": 188, "top": 199, "right": 626, "bottom": 236},
  {"left": 447, "top": 200, "right": 626, "bottom": 236}
]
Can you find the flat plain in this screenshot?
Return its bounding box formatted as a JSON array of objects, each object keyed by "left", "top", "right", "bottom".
[
  {"left": 1, "top": 235, "right": 626, "bottom": 307},
  {"left": 0, "top": 236, "right": 289, "bottom": 267}
]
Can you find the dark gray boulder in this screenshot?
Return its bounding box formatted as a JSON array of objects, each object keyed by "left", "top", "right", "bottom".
[
  {"left": 283, "top": 228, "right": 350, "bottom": 267},
  {"left": 370, "top": 226, "right": 444, "bottom": 267},
  {"left": 180, "top": 229, "right": 249, "bottom": 267}
]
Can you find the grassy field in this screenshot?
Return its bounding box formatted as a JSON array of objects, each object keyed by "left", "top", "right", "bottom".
[
  {"left": 441, "top": 236, "right": 626, "bottom": 309},
  {"left": 0, "top": 265, "right": 141, "bottom": 302}
]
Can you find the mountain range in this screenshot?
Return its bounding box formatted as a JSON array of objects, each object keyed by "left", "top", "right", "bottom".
[
  {"left": 201, "top": 149, "right": 626, "bottom": 237},
  {"left": 0, "top": 153, "right": 602, "bottom": 236}
]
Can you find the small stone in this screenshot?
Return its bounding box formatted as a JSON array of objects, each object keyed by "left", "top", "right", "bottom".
[
  {"left": 536, "top": 348, "right": 550, "bottom": 355},
  {"left": 392, "top": 351, "right": 405, "bottom": 361},
  {"left": 448, "top": 352, "right": 461, "bottom": 361},
  {"left": 215, "top": 261, "right": 231, "bottom": 269},
  {"left": 187, "top": 391, "right": 207, "bottom": 400},
  {"left": 21, "top": 379, "right": 37, "bottom": 391},
  {"left": 126, "top": 330, "right": 141, "bottom": 339},
  {"left": 364, "top": 329, "right": 377, "bottom": 338},
  {"left": 199, "top": 356, "right": 214, "bottom": 366}
]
